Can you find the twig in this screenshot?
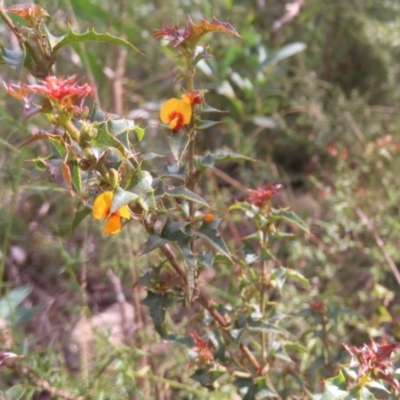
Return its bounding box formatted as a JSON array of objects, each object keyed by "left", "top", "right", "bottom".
[
  {"left": 272, "top": 0, "right": 305, "bottom": 32},
  {"left": 356, "top": 207, "right": 400, "bottom": 287},
  {"left": 6, "top": 361, "right": 84, "bottom": 400},
  {"left": 112, "top": 46, "right": 128, "bottom": 116},
  {"left": 159, "top": 243, "right": 261, "bottom": 372}
]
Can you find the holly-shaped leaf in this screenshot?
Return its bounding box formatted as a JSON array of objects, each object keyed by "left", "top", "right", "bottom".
[
  {"left": 140, "top": 291, "right": 177, "bottom": 337},
  {"left": 169, "top": 130, "right": 190, "bottom": 162},
  {"left": 197, "top": 219, "right": 231, "bottom": 259},
  {"left": 125, "top": 168, "right": 156, "bottom": 211},
  {"left": 110, "top": 186, "right": 138, "bottom": 214},
  {"left": 270, "top": 209, "right": 309, "bottom": 233},
  {"left": 48, "top": 24, "right": 140, "bottom": 53},
  {"left": 165, "top": 186, "right": 209, "bottom": 208},
  {"left": 0, "top": 44, "right": 25, "bottom": 74}
]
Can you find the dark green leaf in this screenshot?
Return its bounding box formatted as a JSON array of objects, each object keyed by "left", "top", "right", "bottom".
[
  {"left": 195, "top": 119, "right": 222, "bottom": 130},
  {"left": 271, "top": 209, "right": 309, "bottom": 233},
  {"left": 69, "top": 161, "right": 82, "bottom": 193},
  {"left": 161, "top": 163, "right": 186, "bottom": 181},
  {"left": 166, "top": 186, "right": 209, "bottom": 207},
  {"left": 1, "top": 45, "right": 25, "bottom": 74},
  {"left": 191, "top": 369, "right": 225, "bottom": 388},
  {"left": 141, "top": 234, "right": 168, "bottom": 255},
  {"left": 91, "top": 122, "right": 125, "bottom": 159},
  {"left": 200, "top": 101, "right": 226, "bottom": 114},
  {"left": 197, "top": 219, "right": 231, "bottom": 259},
  {"left": 198, "top": 253, "right": 214, "bottom": 269},
  {"left": 246, "top": 318, "right": 288, "bottom": 336},
  {"left": 110, "top": 186, "right": 138, "bottom": 214},
  {"left": 0, "top": 286, "right": 31, "bottom": 320},
  {"left": 51, "top": 24, "right": 139, "bottom": 53},
  {"left": 169, "top": 131, "right": 190, "bottom": 161},
  {"left": 70, "top": 207, "right": 91, "bottom": 236},
  {"left": 140, "top": 291, "right": 176, "bottom": 337},
  {"left": 125, "top": 168, "right": 153, "bottom": 195},
  {"left": 160, "top": 219, "right": 191, "bottom": 242},
  {"left": 167, "top": 334, "right": 194, "bottom": 347}
]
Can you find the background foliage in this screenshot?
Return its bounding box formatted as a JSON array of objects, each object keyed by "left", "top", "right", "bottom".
[{"left": 2, "top": 0, "right": 400, "bottom": 398}]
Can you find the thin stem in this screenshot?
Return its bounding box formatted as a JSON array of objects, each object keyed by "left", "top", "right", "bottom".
[
  {"left": 0, "top": 4, "right": 48, "bottom": 75},
  {"left": 159, "top": 241, "right": 261, "bottom": 372},
  {"left": 184, "top": 51, "right": 197, "bottom": 222},
  {"left": 260, "top": 260, "right": 267, "bottom": 365}
]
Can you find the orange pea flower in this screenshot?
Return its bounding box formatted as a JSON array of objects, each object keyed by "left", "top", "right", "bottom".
[
  {"left": 160, "top": 98, "right": 192, "bottom": 131},
  {"left": 159, "top": 92, "right": 202, "bottom": 131},
  {"left": 92, "top": 191, "right": 130, "bottom": 235}
]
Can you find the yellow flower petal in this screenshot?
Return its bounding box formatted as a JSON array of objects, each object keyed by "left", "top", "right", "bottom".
[
  {"left": 160, "top": 98, "right": 192, "bottom": 126},
  {"left": 103, "top": 214, "right": 121, "bottom": 235},
  {"left": 92, "top": 191, "right": 113, "bottom": 220},
  {"left": 118, "top": 204, "right": 131, "bottom": 219}
]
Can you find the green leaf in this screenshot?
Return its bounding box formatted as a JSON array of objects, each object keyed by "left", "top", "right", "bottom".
[
  {"left": 134, "top": 126, "right": 145, "bottom": 141},
  {"left": 348, "top": 387, "right": 376, "bottom": 400},
  {"left": 198, "top": 253, "right": 214, "bottom": 269},
  {"left": 141, "top": 234, "right": 168, "bottom": 255},
  {"left": 110, "top": 186, "right": 138, "bottom": 214},
  {"left": 286, "top": 269, "right": 310, "bottom": 287},
  {"left": 161, "top": 163, "right": 186, "bottom": 181},
  {"left": 0, "top": 286, "right": 31, "bottom": 320},
  {"left": 125, "top": 169, "right": 156, "bottom": 211},
  {"left": 169, "top": 131, "right": 190, "bottom": 162},
  {"left": 246, "top": 318, "right": 288, "bottom": 336},
  {"left": 196, "top": 149, "right": 255, "bottom": 172},
  {"left": 160, "top": 219, "right": 191, "bottom": 242},
  {"left": 271, "top": 209, "right": 309, "bottom": 233},
  {"left": 107, "top": 118, "right": 135, "bottom": 136},
  {"left": 321, "top": 370, "right": 349, "bottom": 400},
  {"left": 191, "top": 369, "right": 225, "bottom": 388},
  {"left": 1, "top": 44, "right": 25, "bottom": 74},
  {"left": 91, "top": 122, "right": 125, "bottom": 160},
  {"left": 49, "top": 137, "right": 67, "bottom": 158},
  {"left": 167, "top": 334, "right": 194, "bottom": 347},
  {"left": 69, "top": 161, "right": 82, "bottom": 193},
  {"left": 195, "top": 119, "right": 222, "bottom": 130},
  {"left": 140, "top": 291, "right": 176, "bottom": 337},
  {"left": 165, "top": 186, "right": 209, "bottom": 207},
  {"left": 70, "top": 207, "right": 91, "bottom": 236},
  {"left": 5, "top": 385, "right": 26, "bottom": 400},
  {"left": 51, "top": 24, "right": 140, "bottom": 53},
  {"left": 200, "top": 101, "right": 226, "bottom": 114},
  {"left": 284, "top": 342, "right": 309, "bottom": 354},
  {"left": 197, "top": 219, "right": 231, "bottom": 259},
  {"left": 126, "top": 169, "right": 153, "bottom": 195},
  {"left": 271, "top": 267, "right": 287, "bottom": 290}
]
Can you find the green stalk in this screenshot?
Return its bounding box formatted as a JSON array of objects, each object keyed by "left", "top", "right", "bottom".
[{"left": 184, "top": 51, "right": 197, "bottom": 221}]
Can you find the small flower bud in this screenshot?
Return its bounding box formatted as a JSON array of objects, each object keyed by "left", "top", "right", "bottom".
[
  {"left": 108, "top": 168, "right": 119, "bottom": 189},
  {"left": 203, "top": 213, "right": 214, "bottom": 223}
]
